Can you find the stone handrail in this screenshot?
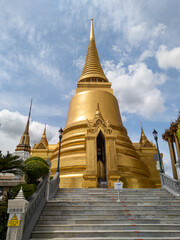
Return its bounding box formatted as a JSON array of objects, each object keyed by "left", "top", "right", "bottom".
[
  {"left": 22, "top": 172, "right": 59, "bottom": 240},
  {"left": 22, "top": 176, "right": 49, "bottom": 240},
  {"left": 160, "top": 173, "right": 180, "bottom": 197},
  {"left": 49, "top": 172, "right": 59, "bottom": 200}
]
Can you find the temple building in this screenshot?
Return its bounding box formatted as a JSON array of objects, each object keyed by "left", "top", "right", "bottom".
[
  {"left": 29, "top": 19, "right": 161, "bottom": 189},
  {"left": 162, "top": 113, "right": 180, "bottom": 179},
  {"left": 32, "top": 125, "right": 56, "bottom": 160}
]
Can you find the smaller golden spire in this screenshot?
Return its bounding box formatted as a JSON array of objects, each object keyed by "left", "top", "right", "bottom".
[
  {"left": 96, "top": 103, "right": 100, "bottom": 114},
  {"left": 140, "top": 122, "right": 145, "bottom": 136},
  {"left": 33, "top": 124, "right": 48, "bottom": 149},
  {"left": 43, "top": 124, "right": 46, "bottom": 136},
  {"left": 41, "top": 124, "right": 48, "bottom": 146},
  {"left": 139, "top": 123, "right": 153, "bottom": 147},
  {"left": 94, "top": 103, "right": 104, "bottom": 121}
]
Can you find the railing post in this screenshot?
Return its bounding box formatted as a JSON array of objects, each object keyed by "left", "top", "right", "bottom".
[
  {"left": 160, "top": 173, "right": 180, "bottom": 197},
  {"left": 160, "top": 173, "right": 164, "bottom": 186},
  {"left": 6, "top": 188, "right": 28, "bottom": 240},
  {"left": 46, "top": 157, "right": 52, "bottom": 201},
  {"left": 175, "top": 161, "right": 180, "bottom": 180}
]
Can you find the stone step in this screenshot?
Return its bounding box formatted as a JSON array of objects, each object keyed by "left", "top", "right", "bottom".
[
  {"left": 44, "top": 205, "right": 180, "bottom": 210},
  {"left": 30, "top": 238, "right": 180, "bottom": 240},
  {"left": 56, "top": 191, "right": 171, "bottom": 195},
  {"left": 37, "top": 219, "right": 180, "bottom": 225},
  {"left": 29, "top": 238, "right": 180, "bottom": 240},
  {"left": 55, "top": 193, "right": 173, "bottom": 198},
  {"left": 34, "top": 224, "right": 180, "bottom": 231},
  {"left": 39, "top": 215, "right": 180, "bottom": 220},
  {"left": 41, "top": 209, "right": 180, "bottom": 215},
  {"left": 31, "top": 230, "right": 180, "bottom": 238},
  {"left": 57, "top": 188, "right": 167, "bottom": 192},
  {"left": 47, "top": 200, "right": 180, "bottom": 206}
]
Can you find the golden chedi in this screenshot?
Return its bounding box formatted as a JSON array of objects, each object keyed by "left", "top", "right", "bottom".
[{"left": 48, "top": 19, "right": 160, "bottom": 188}]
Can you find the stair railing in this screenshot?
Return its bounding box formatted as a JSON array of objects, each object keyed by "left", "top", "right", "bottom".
[
  {"left": 160, "top": 173, "right": 180, "bottom": 197},
  {"left": 6, "top": 168, "right": 60, "bottom": 240},
  {"left": 22, "top": 175, "right": 49, "bottom": 240},
  {"left": 22, "top": 171, "right": 59, "bottom": 240},
  {"left": 48, "top": 172, "right": 60, "bottom": 200}
]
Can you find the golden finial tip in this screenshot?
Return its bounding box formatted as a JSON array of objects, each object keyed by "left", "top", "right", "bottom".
[{"left": 90, "top": 18, "right": 95, "bottom": 40}]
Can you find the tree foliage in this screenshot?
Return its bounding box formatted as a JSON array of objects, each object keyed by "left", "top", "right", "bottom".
[
  {"left": 24, "top": 156, "right": 48, "bottom": 166},
  {"left": 177, "top": 123, "right": 180, "bottom": 144},
  {"left": 0, "top": 152, "right": 24, "bottom": 176},
  {"left": 24, "top": 157, "right": 49, "bottom": 184},
  {"left": 11, "top": 184, "right": 36, "bottom": 200},
  {"left": 0, "top": 202, "right": 8, "bottom": 240}
]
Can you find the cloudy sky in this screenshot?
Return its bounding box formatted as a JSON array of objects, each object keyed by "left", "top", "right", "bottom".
[{"left": 0, "top": 0, "right": 180, "bottom": 177}]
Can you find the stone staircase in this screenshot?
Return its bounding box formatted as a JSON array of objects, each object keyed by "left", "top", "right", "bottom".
[{"left": 30, "top": 188, "right": 180, "bottom": 239}]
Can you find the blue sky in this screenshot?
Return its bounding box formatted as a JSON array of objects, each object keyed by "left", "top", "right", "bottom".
[{"left": 0, "top": 0, "right": 180, "bottom": 177}]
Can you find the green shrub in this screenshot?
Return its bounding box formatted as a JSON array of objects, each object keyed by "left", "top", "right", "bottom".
[
  {"left": 177, "top": 123, "right": 180, "bottom": 144},
  {"left": 24, "top": 156, "right": 48, "bottom": 166},
  {"left": 50, "top": 176, "right": 54, "bottom": 180},
  {"left": 24, "top": 160, "right": 49, "bottom": 184},
  {"left": 11, "top": 184, "right": 36, "bottom": 200},
  {"left": 0, "top": 202, "right": 8, "bottom": 240}
]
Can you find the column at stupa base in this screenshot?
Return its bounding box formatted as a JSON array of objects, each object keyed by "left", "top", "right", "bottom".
[
  {"left": 83, "top": 173, "right": 97, "bottom": 188},
  {"left": 108, "top": 173, "right": 121, "bottom": 188}
]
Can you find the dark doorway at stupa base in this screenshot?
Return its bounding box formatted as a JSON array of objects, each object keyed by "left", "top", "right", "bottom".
[
  {"left": 98, "top": 178, "right": 108, "bottom": 188},
  {"left": 97, "top": 131, "right": 107, "bottom": 188}
]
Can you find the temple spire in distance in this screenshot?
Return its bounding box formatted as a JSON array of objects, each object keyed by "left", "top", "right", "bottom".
[
  {"left": 78, "top": 19, "right": 108, "bottom": 83},
  {"left": 24, "top": 98, "right": 32, "bottom": 135},
  {"left": 41, "top": 124, "right": 48, "bottom": 148},
  {"left": 32, "top": 124, "right": 48, "bottom": 150},
  {"left": 15, "top": 99, "right": 33, "bottom": 153},
  {"left": 139, "top": 123, "right": 153, "bottom": 147}
]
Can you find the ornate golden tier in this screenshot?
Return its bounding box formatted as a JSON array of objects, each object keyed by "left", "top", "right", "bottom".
[{"left": 49, "top": 19, "right": 159, "bottom": 188}]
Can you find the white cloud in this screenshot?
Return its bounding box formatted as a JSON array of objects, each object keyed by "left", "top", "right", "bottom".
[
  {"left": 156, "top": 45, "right": 180, "bottom": 70},
  {"left": 121, "top": 115, "right": 127, "bottom": 122},
  {"left": 63, "top": 89, "right": 76, "bottom": 100},
  {"left": 103, "top": 61, "right": 166, "bottom": 118},
  {"left": 0, "top": 5, "right": 63, "bottom": 88},
  {"left": 23, "top": 56, "right": 62, "bottom": 86},
  {"left": 152, "top": 23, "right": 166, "bottom": 38},
  {"left": 0, "top": 110, "right": 58, "bottom": 154},
  {"left": 139, "top": 50, "right": 154, "bottom": 62},
  {"left": 73, "top": 56, "right": 85, "bottom": 70}
]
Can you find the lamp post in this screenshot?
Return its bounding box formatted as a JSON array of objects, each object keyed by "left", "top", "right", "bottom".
[
  {"left": 56, "top": 128, "right": 63, "bottom": 173},
  {"left": 152, "top": 129, "right": 163, "bottom": 173}
]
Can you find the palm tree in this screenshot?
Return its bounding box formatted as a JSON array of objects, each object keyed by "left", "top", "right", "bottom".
[{"left": 0, "top": 152, "right": 24, "bottom": 176}]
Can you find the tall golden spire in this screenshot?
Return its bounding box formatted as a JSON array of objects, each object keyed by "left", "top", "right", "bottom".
[
  {"left": 24, "top": 98, "right": 32, "bottom": 135},
  {"left": 15, "top": 99, "right": 33, "bottom": 153},
  {"left": 78, "top": 19, "right": 108, "bottom": 83}
]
